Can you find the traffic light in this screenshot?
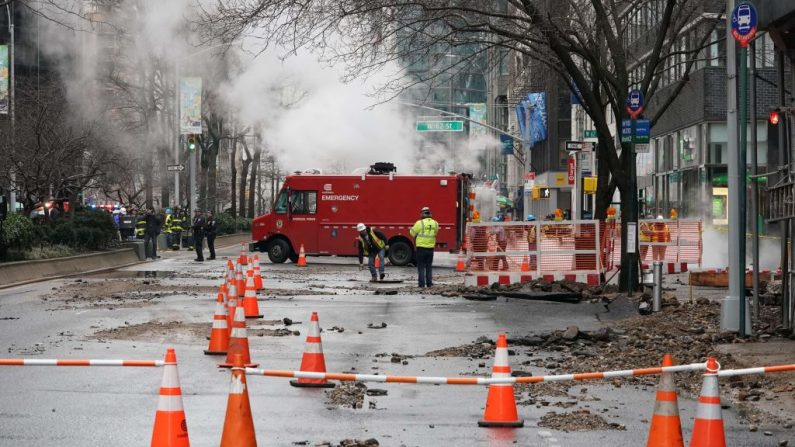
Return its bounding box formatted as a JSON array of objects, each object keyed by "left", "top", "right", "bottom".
[
  {"left": 187, "top": 135, "right": 197, "bottom": 151},
  {"left": 769, "top": 109, "right": 780, "bottom": 125}
]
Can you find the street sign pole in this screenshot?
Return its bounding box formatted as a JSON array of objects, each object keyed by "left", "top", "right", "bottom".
[
  {"left": 737, "top": 40, "right": 748, "bottom": 338},
  {"left": 624, "top": 90, "right": 644, "bottom": 294},
  {"left": 723, "top": 0, "right": 756, "bottom": 336}
]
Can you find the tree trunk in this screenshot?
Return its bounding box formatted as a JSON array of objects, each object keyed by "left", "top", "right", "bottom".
[
  {"left": 208, "top": 144, "right": 218, "bottom": 213},
  {"left": 239, "top": 161, "right": 250, "bottom": 218},
  {"left": 616, "top": 146, "right": 639, "bottom": 293},
  {"left": 247, "top": 148, "right": 260, "bottom": 218},
  {"left": 230, "top": 136, "right": 237, "bottom": 217}
]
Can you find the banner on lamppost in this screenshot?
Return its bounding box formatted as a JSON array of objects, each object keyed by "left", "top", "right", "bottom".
[
  {"left": 468, "top": 103, "right": 488, "bottom": 137},
  {"left": 0, "top": 45, "right": 8, "bottom": 115},
  {"left": 179, "top": 77, "right": 202, "bottom": 135}
]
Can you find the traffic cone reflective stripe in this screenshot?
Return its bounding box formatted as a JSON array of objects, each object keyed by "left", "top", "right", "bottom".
[
  {"left": 646, "top": 354, "right": 683, "bottom": 447},
  {"left": 242, "top": 276, "right": 263, "bottom": 319},
  {"left": 297, "top": 244, "right": 307, "bottom": 267},
  {"left": 478, "top": 334, "right": 523, "bottom": 427},
  {"left": 235, "top": 267, "right": 245, "bottom": 299},
  {"left": 205, "top": 292, "right": 230, "bottom": 356},
  {"left": 689, "top": 357, "right": 725, "bottom": 447},
  {"left": 220, "top": 354, "right": 257, "bottom": 447},
  {"left": 290, "top": 312, "right": 335, "bottom": 388},
  {"left": 252, "top": 255, "right": 263, "bottom": 290},
  {"left": 151, "top": 348, "right": 190, "bottom": 447},
  {"left": 219, "top": 302, "right": 258, "bottom": 368}
]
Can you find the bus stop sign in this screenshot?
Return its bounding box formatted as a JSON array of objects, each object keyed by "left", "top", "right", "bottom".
[{"left": 731, "top": 2, "right": 757, "bottom": 48}]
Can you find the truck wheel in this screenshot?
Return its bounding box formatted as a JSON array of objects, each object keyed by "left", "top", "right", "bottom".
[
  {"left": 267, "top": 239, "right": 290, "bottom": 264},
  {"left": 388, "top": 240, "right": 413, "bottom": 266}
]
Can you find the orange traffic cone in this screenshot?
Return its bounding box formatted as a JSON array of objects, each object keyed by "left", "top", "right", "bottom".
[
  {"left": 219, "top": 301, "right": 258, "bottom": 368},
  {"left": 237, "top": 243, "right": 248, "bottom": 266},
  {"left": 220, "top": 353, "right": 257, "bottom": 447},
  {"left": 297, "top": 244, "right": 307, "bottom": 267},
  {"left": 242, "top": 275, "right": 263, "bottom": 319},
  {"left": 226, "top": 259, "right": 235, "bottom": 280},
  {"left": 520, "top": 255, "right": 530, "bottom": 272},
  {"left": 646, "top": 354, "right": 683, "bottom": 447},
  {"left": 205, "top": 291, "right": 230, "bottom": 356},
  {"left": 455, "top": 249, "right": 466, "bottom": 272},
  {"left": 290, "top": 312, "right": 335, "bottom": 388},
  {"left": 252, "top": 255, "right": 264, "bottom": 290},
  {"left": 151, "top": 348, "right": 190, "bottom": 446},
  {"left": 478, "top": 334, "right": 523, "bottom": 427},
  {"left": 689, "top": 357, "right": 725, "bottom": 447}
]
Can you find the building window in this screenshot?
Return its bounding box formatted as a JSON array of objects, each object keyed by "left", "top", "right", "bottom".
[{"left": 709, "top": 30, "right": 720, "bottom": 67}]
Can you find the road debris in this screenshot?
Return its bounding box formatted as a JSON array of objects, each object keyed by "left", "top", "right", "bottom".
[
  {"left": 326, "top": 382, "right": 367, "bottom": 409},
  {"left": 538, "top": 410, "right": 626, "bottom": 432},
  {"left": 367, "top": 322, "right": 387, "bottom": 329}
]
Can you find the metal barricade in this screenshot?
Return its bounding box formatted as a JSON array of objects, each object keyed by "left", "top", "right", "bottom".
[{"left": 464, "top": 221, "right": 602, "bottom": 286}]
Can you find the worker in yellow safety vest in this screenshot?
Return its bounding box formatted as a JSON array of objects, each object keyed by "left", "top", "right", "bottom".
[
  {"left": 410, "top": 206, "right": 439, "bottom": 288},
  {"left": 356, "top": 223, "right": 388, "bottom": 282}
]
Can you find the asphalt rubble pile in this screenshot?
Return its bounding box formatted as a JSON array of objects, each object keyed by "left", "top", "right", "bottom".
[
  {"left": 402, "top": 278, "right": 615, "bottom": 302},
  {"left": 326, "top": 382, "right": 368, "bottom": 409},
  {"left": 538, "top": 409, "right": 626, "bottom": 432}
]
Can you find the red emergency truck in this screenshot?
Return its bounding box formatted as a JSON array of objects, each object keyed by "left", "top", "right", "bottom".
[{"left": 250, "top": 165, "right": 471, "bottom": 266}]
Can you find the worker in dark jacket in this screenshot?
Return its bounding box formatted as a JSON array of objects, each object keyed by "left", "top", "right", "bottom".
[
  {"left": 205, "top": 211, "right": 217, "bottom": 260},
  {"left": 191, "top": 209, "right": 206, "bottom": 262},
  {"left": 356, "top": 222, "right": 387, "bottom": 282},
  {"left": 143, "top": 208, "right": 162, "bottom": 260}
]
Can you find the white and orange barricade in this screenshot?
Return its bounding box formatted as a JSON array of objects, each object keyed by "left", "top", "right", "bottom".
[
  {"left": 606, "top": 219, "right": 702, "bottom": 274},
  {"left": 464, "top": 220, "right": 601, "bottom": 287}
]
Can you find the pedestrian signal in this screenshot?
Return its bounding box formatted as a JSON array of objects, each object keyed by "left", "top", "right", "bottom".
[{"left": 532, "top": 187, "right": 551, "bottom": 200}]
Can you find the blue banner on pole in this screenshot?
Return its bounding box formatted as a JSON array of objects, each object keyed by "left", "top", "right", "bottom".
[{"left": 500, "top": 133, "right": 514, "bottom": 155}]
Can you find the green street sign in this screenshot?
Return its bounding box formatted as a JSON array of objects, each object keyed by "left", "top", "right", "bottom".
[
  {"left": 633, "top": 134, "right": 650, "bottom": 144},
  {"left": 415, "top": 120, "right": 464, "bottom": 132},
  {"left": 583, "top": 129, "right": 597, "bottom": 138}
]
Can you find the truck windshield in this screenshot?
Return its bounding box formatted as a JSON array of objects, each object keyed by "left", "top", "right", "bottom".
[{"left": 274, "top": 190, "right": 288, "bottom": 214}]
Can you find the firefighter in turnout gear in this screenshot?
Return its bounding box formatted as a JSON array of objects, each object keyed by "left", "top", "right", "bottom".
[
  {"left": 356, "top": 223, "right": 388, "bottom": 282},
  {"left": 169, "top": 209, "right": 184, "bottom": 250},
  {"left": 135, "top": 211, "right": 146, "bottom": 239},
  {"left": 163, "top": 209, "right": 173, "bottom": 248},
  {"left": 410, "top": 206, "right": 439, "bottom": 287}
]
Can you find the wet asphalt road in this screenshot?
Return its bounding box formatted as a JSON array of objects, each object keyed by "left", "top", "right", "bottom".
[{"left": 0, "top": 244, "right": 791, "bottom": 446}]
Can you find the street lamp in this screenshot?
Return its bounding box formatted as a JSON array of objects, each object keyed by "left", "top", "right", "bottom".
[{"left": 173, "top": 43, "right": 227, "bottom": 216}]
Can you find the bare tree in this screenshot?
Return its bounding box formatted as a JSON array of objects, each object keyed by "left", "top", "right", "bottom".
[
  {"left": 202, "top": 0, "right": 719, "bottom": 290},
  {"left": 0, "top": 80, "right": 116, "bottom": 214}
]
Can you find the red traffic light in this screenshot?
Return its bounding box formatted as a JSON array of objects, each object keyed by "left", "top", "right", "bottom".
[{"left": 769, "top": 110, "right": 780, "bottom": 125}]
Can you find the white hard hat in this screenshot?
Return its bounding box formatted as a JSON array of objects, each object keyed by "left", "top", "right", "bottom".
[
  {"left": 356, "top": 223, "right": 366, "bottom": 232},
  {"left": 656, "top": 215, "right": 664, "bottom": 220}
]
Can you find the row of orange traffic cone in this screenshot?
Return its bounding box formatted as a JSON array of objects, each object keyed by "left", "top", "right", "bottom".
[{"left": 153, "top": 337, "right": 730, "bottom": 446}]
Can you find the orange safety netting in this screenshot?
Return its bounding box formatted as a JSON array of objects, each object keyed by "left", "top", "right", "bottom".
[
  {"left": 465, "top": 221, "right": 601, "bottom": 275},
  {"left": 601, "top": 219, "right": 702, "bottom": 268}
]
